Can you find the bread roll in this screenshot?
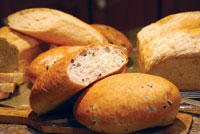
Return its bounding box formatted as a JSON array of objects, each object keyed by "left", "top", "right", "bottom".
[
  {"left": 0, "top": 26, "right": 40, "bottom": 73},
  {"left": 28, "top": 46, "right": 84, "bottom": 83},
  {"left": 30, "top": 43, "right": 127, "bottom": 115},
  {"left": 74, "top": 73, "right": 181, "bottom": 133},
  {"left": 137, "top": 11, "right": 200, "bottom": 91},
  {"left": 91, "top": 24, "right": 133, "bottom": 56},
  {"left": 8, "top": 8, "right": 108, "bottom": 46}
]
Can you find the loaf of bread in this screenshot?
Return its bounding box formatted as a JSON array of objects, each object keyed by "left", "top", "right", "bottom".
[
  {"left": 0, "top": 83, "right": 15, "bottom": 99},
  {"left": 74, "top": 73, "right": 181, "bottom": 133},
  {"left": 8, "top": 8, "right": 108, "bottom": 46},
  {"left": 30, "top": 43, "right": 127, "bottom": 115},
  {"left": 91, "top": 24, "right": 133, "bottom": 56},
  {"left": 28, "top": 46, "right": 84, "bottom": 83},
  {"left": 0, "top": 26, "right": 40, "bottom": 73},
  {"left": 0, "top": 73, "right": 28, "bottom": 85},
  {"left": 137, "top": 11, "right": 200, "bottom": 91}
]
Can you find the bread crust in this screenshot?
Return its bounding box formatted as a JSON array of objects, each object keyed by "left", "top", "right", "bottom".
[
  {"left": 30, "top": 44, "right": 127, "bottom": 115},
  {"left": 74, "top": 73, "right": 181, "bottom": 133},
  {"left": 8, "top": 8, "right": 108, "bottom": 46},
  {"left": 137, "top": 12, "right": 200, "bottom": 91},
  {"left": 28, "top": 46, "right": 84, "bottom": 83},
  {"left": 91, "top": 24, "right": 133, "bottom": 56}
]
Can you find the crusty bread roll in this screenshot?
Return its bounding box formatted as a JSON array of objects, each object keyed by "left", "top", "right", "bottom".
[
  {"left": 0, "top": 73, "right": 28, "bottom": 85},
  {"left": 30, "top": 43, "right": 127, "bottom": 115},
  {"left": 28, "top": 46, "right": 84, "bottom": 83},
  {"left": 91, "top": 24, "right": 133, "bottom": 56},
  {"left": 0, "top": 26, "right": 40, "bottom": 73},
  {"left": 8, "top": 8, "right": 108, "bottom": 46},
  {"left": 74, "top": 73, "right": 181, "bottom": 133},
  {"left": 137, "top": 11, "right": 200, "bottom": 91}
]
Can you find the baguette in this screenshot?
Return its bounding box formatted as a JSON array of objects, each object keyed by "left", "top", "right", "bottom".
[
  {"left": 137, "top": 11, "right": 200, "bottom": 91},
  {"left": 0, "top": 26, "right": 40, "bottom": 73},
  {"left": 8, "top": 8, "right": 108, "bottom": 46},
  {"left": 28, "top": 46, "right": 84, "bottom": 83},
  {"left": 91, "top": 24, "right": 133, "bottom": 56},
  {"left": 30, "top": 43, "right": 128, "bottom": 115},
  {"left": 74, "top": 73, "right": 181, "bottom": 133}
]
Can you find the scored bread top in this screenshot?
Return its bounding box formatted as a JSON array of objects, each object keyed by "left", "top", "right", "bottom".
[{"left": 8, "top": 8, "right": 108, "bottom": 46}]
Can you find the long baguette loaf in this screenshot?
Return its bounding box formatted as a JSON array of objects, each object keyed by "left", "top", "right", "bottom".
[
  {"left": 8, "top": 8, "right": 108, "bottom": 46},
  {"left": 28, "top": 46, "right": 84, "bottom": 83},
  {"left": 91, "top": 24, "right": 133, "bottom": 56},
  {"left": 30, "top": 43, "right": 128, "bottom": 115},
  {"left": 74, "top": 73, "right": 181, "bottom": 133}
]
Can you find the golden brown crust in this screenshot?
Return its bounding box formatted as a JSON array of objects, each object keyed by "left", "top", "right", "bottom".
[
  {"left": 74, "top": 73, "right": 181, "bottom": 133},
  {"left": 30, "top": 43, "right": 127, "bottom": 115},
  {"left": 91, "top": 24, "right": 133, "bottom": 56},
  {"left": 28, "top": 46, "right": 84, "bottom": 83}
]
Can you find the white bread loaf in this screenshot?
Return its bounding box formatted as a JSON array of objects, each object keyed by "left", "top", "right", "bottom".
[
  {"left": 30, "top": 43, "right": 128, "bottom": 115},
  {"left": 28, "top": 46, "right": 84, "bottom": 83},
  {"left": 91, "top": 24, "right": 133, "bottom": 56},
  {"left": 0, "top": 73, "right": 28, "bottom": 85},
  {"left": 8, "top": 8, "right": 108, "bottom": 46},
  {"left": 74, "top": 73, "right": 181, "bottom": 133},
  {"left": 0, "top": 26, "right": 40, "bottom": 73},
  {"left": 137, "top": 11, "right": 200, "bottom": 91}
]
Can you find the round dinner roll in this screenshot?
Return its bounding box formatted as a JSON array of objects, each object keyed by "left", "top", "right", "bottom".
[
  {"left": 28, "top": 46, "right": 84, "bottom": 83},
  {"left": 74, "top": 73, "right": 181, "bottom": 134},
  {"left": 91, "top": 24, "right": 133, "bottom": 56},
  {"left": 30, "top": 43, "right": 128, "bottom": 115}
]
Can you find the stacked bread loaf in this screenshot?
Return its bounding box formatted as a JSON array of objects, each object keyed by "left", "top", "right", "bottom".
[
  {"left": 0, "top": 7, "right": 182, "bottom": 133},
  {"left": 137, "top": 11, "right": 200, "bottom": 91}
]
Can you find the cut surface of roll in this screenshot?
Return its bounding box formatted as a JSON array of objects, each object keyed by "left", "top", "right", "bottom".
[
  {"left": 8, "top": 8, "right": 108, "bottom": 46},
  {"left": 74, "top": 73, "right": 181, "bottom": 134},
  {"left": 30, "top": 43, "right": 127, "bottom": 115}
]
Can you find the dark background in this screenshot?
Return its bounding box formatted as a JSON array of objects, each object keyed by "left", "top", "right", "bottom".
[{"left": 0, "top": 0, "right": 200, "bottom": 31}]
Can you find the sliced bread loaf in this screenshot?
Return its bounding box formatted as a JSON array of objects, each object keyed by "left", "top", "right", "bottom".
[
  {"left": 30, "top": 43, "right": 128, "bottom": 115},
  {"left": 8, "top": 8, "right": 108, "bottom": 46}
]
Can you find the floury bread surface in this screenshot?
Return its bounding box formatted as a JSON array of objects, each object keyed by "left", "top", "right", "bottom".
[
  {"left": 74, "top": 73, "right": 181, "bottom": 134},
  {"left": 28, "top": 46, "right": 84, "bottom": 83},
  {"left": 8, "top": 8, "right": 108, "bottom": 46},
  {"left": 137, "top": 11, "right": 200, "bottom": 90},
  {"left": 30, "top": 44, "right": 127, "bottom": 115}
]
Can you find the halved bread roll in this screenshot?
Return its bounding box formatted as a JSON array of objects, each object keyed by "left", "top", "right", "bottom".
[
  {"left": 91, "top": 24, "right": 133, "bottom": 56},
  {"left": 30, "top": 43, "right": 128, "bottom": 115},
  {"left": 28, "top": 46, "right": 84, "bottom": 83},
  {"left": 8, "top": 8, "right": 108, "bottom": 46}
]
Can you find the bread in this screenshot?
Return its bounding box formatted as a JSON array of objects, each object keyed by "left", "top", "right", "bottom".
[
  {"left": 0, "top": 73, "right": 28, "bottom": 85},
  {"left": 28, "top": 46, "right": 84, "bottom": 83},
  {"left": 91, "top": 24, "right": 133, "bottom": 56},
  {"left": 0, "top": 83, "right": 16, "bottom": 99},
  {"left": 8, "top": 8, "right": 108, "bottom": 46},
  {"left": 0, "top": 26, "right": 40, "bottom": 73},
  {"left": 74, "top": 73, "right": 181, "bottom": 133},
  {"left": 30, "top": 43, "right": 128, "bottom": 115},
  {"left": 137, "top": 11, "right": 200, "bottom": 91}
]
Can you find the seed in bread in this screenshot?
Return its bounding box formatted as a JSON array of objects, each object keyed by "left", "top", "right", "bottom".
[
  {"left": 30, "top": 43, "right": 128, "bottom": 115},
  {"left": 8, "top": 8, "right": 108, "bottom": 46},
  {"left": 91, "top": 24, "right": 133, "bottom": 56},
  {"left": 28, "top": 46, "right": 84, "bottom": 83},
  {"left": 74, "top": 73, "right": 181, "bottom": 133}
]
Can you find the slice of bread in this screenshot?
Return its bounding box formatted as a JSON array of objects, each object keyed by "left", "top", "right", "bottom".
[
  {"left": 8, "top": 8, "right": 108, "bottom": 46},
  {"left": 0, "top": 73, "right": 28, "bottom": 85},
  {"left": 0, "top": 26, "right": 40, "bottom": 73},
  {"left": 28, "top": 46, "right": 84, "bottom": 83},
  {"left": 30, "top": 43, "right": 128, "bottom": 115},
  {"left": 0, "top": 83, "right": 16, "bottom": 99},
  {"left": 91, "top": 24, "right": 133, "bottom": 56}
]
